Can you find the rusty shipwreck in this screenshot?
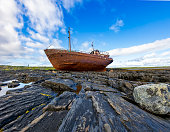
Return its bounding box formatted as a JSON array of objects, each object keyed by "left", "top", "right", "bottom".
[{"left": 44, "top": 28, "right": 113, "bottom": 71}]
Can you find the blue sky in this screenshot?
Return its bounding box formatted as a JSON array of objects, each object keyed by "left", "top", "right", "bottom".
[{"left": 0, "top": 0, "right": 170, "bottom": 67}]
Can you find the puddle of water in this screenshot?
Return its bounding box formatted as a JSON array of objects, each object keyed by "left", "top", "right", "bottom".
[{"left": 0, "top": 80, "right": 32, "bottom": 97}]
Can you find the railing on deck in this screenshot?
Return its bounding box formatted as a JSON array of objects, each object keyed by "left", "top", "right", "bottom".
[{"left": 48, "top": 48, "right": 110, "bottom": 56}]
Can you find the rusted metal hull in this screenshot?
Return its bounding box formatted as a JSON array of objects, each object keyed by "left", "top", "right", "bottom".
[{"left": 44, "top": 49, "right": 113, "bottom": 71}]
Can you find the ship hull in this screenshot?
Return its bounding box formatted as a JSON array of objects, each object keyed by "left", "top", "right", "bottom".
[{"left": 44, "top": 49, "right": 113, "bottom": 71}]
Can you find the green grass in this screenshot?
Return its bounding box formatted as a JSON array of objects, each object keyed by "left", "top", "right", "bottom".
[
  {"left": 0, "top": 65, "right": 170, "bottom": 71},
  {"left": 107, "top": 66, "right": 170, "bottom": 71},
  {"left": 0, "top": 65, "right": 55, "bottom": 71},
  {"left": 120, "top": 66, "right": 170, "bottom": 69}
]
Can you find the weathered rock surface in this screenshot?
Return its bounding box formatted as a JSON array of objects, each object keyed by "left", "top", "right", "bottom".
[
  {"left": 0, "top": 69, "right": 170, "bottom": 132},
  {"left": 133, "top": 83, "right": 170, "bottom": 115},
  {"left": 108, "top": 69, "right": 170, "bottom": 83},
  {"left": 42, "top": 79, "right": 77, "bottom": 93},
  {"left": 7, "top": 82, "right": 20, "bottom": 88},
  {"left": 0, "top": 84, "right": 56, "bottom": 131},
  {"left": 19, "top": 92, "right": 76, "bottom": 132},
  {"left": 58, "top": 91, "right": 170, "bottom": 132},
  {"left": 17, "top": 73, "right": 43, "bottom": 83}
]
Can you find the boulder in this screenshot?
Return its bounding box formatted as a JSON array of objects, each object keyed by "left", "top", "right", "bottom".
[
  {"left": 7, "top": 82, "right": 20, "bottom": 88},
  {"left": 133, "top": 83, "right": 170, "bottom": 115}
]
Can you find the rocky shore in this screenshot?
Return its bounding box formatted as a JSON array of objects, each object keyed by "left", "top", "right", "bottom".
[{"left": 0, "top": 68, "right": 170, "bottom": 132}]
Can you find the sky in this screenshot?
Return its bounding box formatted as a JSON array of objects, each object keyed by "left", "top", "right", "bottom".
[{"left": 0, "top": 0, "right": 170, "bottom": 67}]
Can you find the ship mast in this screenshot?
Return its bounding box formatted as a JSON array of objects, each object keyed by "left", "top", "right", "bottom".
[
  {"left": 91, "top": 41, "right": 94, "bottom": 51},
  {"left": 68, "top": 27, "right": 71, "bottom": 52}
]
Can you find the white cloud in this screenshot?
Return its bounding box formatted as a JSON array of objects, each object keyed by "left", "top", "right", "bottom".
[
  {"left": 108, "top": 55, "right": 170, "bottom": 68},
  {"left": 0, "top": 0, "right": 82, "bottom": 66},
  {"left": 48, "top": 39, "right": 64, "bottom": 49},
  {"left": 24, "top": 47, "right": 35, "bottom": 53},
  {"left": 108, "top": 38, "right": 170, "bottom": 67},
  {"left": 21, "top": 0, "right": 65, "bottom": 58},
  {"left": 28, "top": 30, "right": 49, "bottom": 43},
  {"left": 62, "top": 0, "right": 82, "bottom": 12},
  {"left": 80, "top": 41, "right": 93, "bottom": 52},
  {"left": 26, "top": 42, "right": 44, "bottom": 48},
  {"left": 22, "top": 0, "right": 64, "bottom": 34},
  {"left": 60, "top": 28, "right": 67, "bottom": 34},
  {"left": 39, "top": 50, "right": 45, "bottom": 55},
  {"left": 108, "top": 38, "right": 170, "bottom": 57},
  {"left": 109, "top": 19, "right": 124, "bottom": 32},
  {"left": 0, "top": 0, "right": 23, "bottom": 57},
  {"left": 143, "top": 52, "right": 156, "bottom": 59},
  {"left": 82, "top": 41, "right": 89, "bottom": 48},
  {"left": 19, "top": 36, "right": 32, "bottom": 42},
  {"left": 161, "top": 51, "right": 170, "bottom": 56}
]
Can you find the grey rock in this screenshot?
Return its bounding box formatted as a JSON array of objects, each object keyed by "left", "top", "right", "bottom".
[
  {"left": 0, "top": 85, "right": 56, "bottom": 131},
  {"left": 0, "top": 82, "right": 8, "bottom": 87},
  {"left": 123, "top": 81, "right": 133, "bottom": 90},
  {"left": 7, "top": 82, "right": 20, "bottom": 88},
  {"left": 42, "top": 79, "right": 77, "bottom": 92},
  {"left": 12, "top": 80, "right": 20, "bottom": 83},
  {"left": 24, "top": 85, "right": 31, "bottom": 88},
  {"left": 104, "top": 124, "right": 111, "bottom": 132},
  {"left": 83, "top": 82, "right": 118, "bottom": 93},
  {"left": 21, "top": 92, "right": 76, "bottom": 132},
  {"left": 58, "top": 91, "right": 170, "bottom": 132},
  {"left": 17, "top": 73, "right": 43, "bottom": 83},
  {"left": 43, "top": 92, "right": 76, "bottom": 112},
  {"left": 133, "top": 83, "right": 170, "bottom": 115}
]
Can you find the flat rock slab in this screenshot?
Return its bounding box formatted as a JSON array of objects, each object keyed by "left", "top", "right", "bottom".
[
  {"left": 83, "top": 82, "right": 118, "bottom": 93},
  {"left": 42, "top": 79, "right": 77, "bottom": 92},
  {"left": 17, "top": 92, "right": 76, "bottom": 132},
  {"left": 58, "top": 91, "right": 170, "bottom": 132},
  {"left": 0, "top": 85, "right": 56, "bottom": 131}
]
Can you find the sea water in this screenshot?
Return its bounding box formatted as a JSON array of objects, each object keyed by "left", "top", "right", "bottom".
[{"left": 0, "top": 80, "right": 32, "bottom": 97}]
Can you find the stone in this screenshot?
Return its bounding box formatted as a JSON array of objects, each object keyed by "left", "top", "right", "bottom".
[
  {"left": 123, "top": 81, "right": 133, "bottom": 90},
  {"left": 17, "top": 73, "right": 43, "bottom": 83},
  {"left": 7, "top": 82, "right": 20, "bottom": 88},
  {"left": 24, "top": 85, "right": 31, "bottom": 88},
  {"left": 12, "top": 80, "right": 20, "bottom": 83},
  {"left": 133, "top": 83, "right": 170, "bottom": 115},
  {"left": 42, "top": 79, "right": 77, "bottom": 92},
  {"left": 104, "top": 124, "right": 111, "bottom": 132}
]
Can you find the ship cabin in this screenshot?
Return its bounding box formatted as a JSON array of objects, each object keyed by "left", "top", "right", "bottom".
[
  {"left": 90, "top": 50, "right": 109, "bottom": 58},
  {"left": 90, "top": 50, "right": 100, "bottom": 55}
]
